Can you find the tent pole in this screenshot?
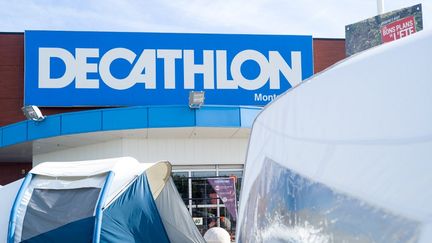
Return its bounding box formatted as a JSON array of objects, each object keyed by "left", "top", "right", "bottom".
[
  {"left": 7, "top": 173, "right": 33, "bottom": 243},
  {"left": 93, "top": 171, "right": 114, "bottom": 243}
]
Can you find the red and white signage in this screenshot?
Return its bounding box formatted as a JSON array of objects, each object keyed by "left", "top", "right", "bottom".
[{"left": 381, "top": 16, "right": 416, "bottom": 43}]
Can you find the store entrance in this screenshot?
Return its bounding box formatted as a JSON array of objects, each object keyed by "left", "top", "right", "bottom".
[{"left": 172, "top": 166, "right": 243, "bottom": 240}]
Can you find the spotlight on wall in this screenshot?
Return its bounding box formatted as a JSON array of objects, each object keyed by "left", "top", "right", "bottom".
[
  {"left": 189, "top": 91, "right": 205, "bottom": 109},
  {"left": 22, "top": 105, "right": 46, "bottom": 122}
]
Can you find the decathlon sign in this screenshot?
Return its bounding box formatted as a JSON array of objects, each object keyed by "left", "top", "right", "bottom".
[{"left": 24, "top": 31, "right": 313, "bottom": 106}]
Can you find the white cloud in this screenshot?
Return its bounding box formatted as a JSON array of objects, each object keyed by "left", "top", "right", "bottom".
[{"left": 0, "top": 0, "right": 430, "bottom": 37}]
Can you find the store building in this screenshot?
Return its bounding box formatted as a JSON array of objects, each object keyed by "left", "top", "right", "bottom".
[{"left": 0, "top": 31, "right": 345, "bottom": 236}]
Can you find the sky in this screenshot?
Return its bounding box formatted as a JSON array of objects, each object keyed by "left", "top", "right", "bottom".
[{"left": 0, "top": 0, "right": 430, "bottom": 38}]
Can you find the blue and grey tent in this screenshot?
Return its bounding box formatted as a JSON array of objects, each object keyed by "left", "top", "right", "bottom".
[{"left": 1, "top": 157, "right": 204, "bottom": 243}]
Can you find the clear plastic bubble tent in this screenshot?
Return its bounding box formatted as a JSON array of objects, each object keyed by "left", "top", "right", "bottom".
[{"left": 237, "top": 29, "right": 432, "bottom": 243}]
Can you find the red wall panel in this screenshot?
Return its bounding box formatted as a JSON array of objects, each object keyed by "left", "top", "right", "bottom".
[
  {"left": 0, "top": 162, "right": 31, "bottom": 185},
  {"left": 0, "top": 33, "right": 24, "bottom": 127},
  {"left": 313, "top": 38, "right": 346, "bottom": 73}
]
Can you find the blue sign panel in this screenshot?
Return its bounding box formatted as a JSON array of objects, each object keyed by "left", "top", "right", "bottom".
[{"left": 24, "top": 30, "right": 313, "bottom": 107}]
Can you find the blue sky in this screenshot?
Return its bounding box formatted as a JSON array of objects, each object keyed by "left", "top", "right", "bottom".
[{"left": 0, "top": 0, "right": 430, "bottom": 37}]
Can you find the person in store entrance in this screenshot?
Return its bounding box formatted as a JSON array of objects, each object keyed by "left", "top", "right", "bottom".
[{"left": 204, "top": 227, "right": 231, "bottom": 243}]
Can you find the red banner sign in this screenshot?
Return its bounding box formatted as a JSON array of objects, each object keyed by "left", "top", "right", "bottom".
[
  {"left": 381, "top": 16, "right": 416, "bottom": 43},
  {"left": 208, "top": 177, "right": 237, "bottom": 220}
]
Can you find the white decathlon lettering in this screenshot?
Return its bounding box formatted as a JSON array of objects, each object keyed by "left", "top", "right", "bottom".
[
  {"left": 99, "top": 48, "right": 156, "bottom": 90},
  {"left": 231, "top": 50, "right": 270, "bottom": 90},
  {"left": 75, "top": 48, "right": 99, "bottom": 88},
  {"left": 269, "top": 51, "right": 302, "bottom": 88},
  {"left": 184, "top": 50, "right": 215, "bottom": 89},
  {"left": 99, "top": 48, "right": 136, "bottom": 90},
  {"left": 39, "top": 48, "right": 76, "bottom": 88},
  {"left": 216, "top": 50, "right": 237, "bottom": 89},
  {"left": 38, "top": 47, "right": 304, "bottom": 91},
  {"left": 157, "top": 49, "right": 182, "bottom": 89},
  {"left": 129, "top": 49, "right": 156, "bottom": 89}
]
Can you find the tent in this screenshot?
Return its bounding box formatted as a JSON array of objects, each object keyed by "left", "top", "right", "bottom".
[
  {"left": 1, "top": 157, "right": 204, "bottom": 243},
  {"left": 237, "top": 29, "right": 432, "bottom": 243}
]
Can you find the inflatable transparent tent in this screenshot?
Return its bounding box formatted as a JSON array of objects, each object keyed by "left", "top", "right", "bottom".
[{"left": 237, "top": 30, "right": 432, "bottom": 242}]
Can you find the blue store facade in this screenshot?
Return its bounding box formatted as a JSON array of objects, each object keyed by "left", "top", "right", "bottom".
[{"left": 0, "top": 30, "right": 346, "bottom": 237}]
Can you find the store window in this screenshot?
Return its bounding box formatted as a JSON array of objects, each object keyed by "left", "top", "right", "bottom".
[
  {"left": 172, "top": 165, "right": 243, "bottom": 241},
  {"left": 171, "top": 172, "right": 188, "bottom": 205}
]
